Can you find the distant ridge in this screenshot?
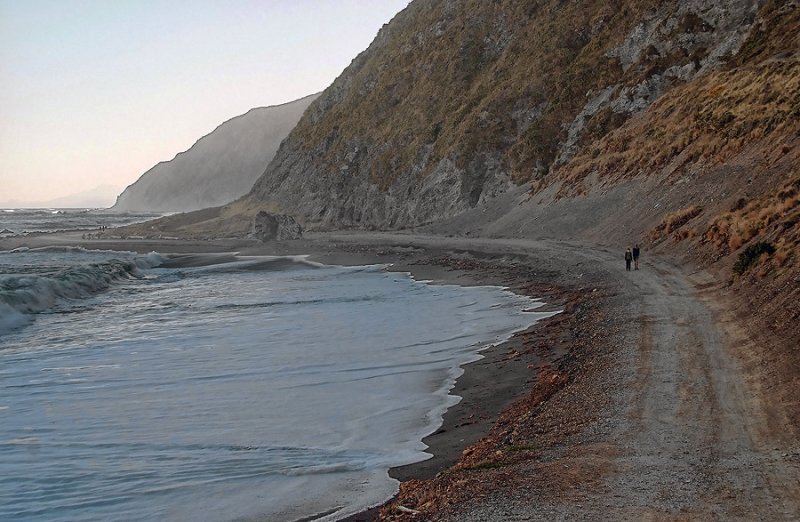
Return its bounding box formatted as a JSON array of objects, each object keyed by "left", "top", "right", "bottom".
[
  {"left": 1, "top": 184, "right": 123, "bottom": 209},
  {"left": 111, "top": 93, "right": 320, "bottom": 213}
]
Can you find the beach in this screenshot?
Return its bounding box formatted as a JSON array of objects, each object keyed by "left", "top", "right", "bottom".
[{"left": 2, "top": 231, "right": 798, "bottom": 521}]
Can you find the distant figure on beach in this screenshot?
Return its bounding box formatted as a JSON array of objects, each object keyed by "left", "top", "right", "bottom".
[
  {"left": 625, "top": 247, "right": 633, "bottom": 271},
  {"left": 633, "top": 244, "right": 640, "bottom": 270}
]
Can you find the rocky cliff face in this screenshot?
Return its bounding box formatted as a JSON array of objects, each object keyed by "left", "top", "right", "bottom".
[
  {"left": 111, "top": 93, "right": 319, "bottom": 213},
  {"left": 242, "top": 0, "right": 765, "bottom": 229}
]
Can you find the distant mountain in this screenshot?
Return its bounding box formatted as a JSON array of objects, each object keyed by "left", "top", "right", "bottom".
[
  {"left": 111, "top": 93, "right": 319, "bottom": 213},
  {"left": 1, "top": 184, "right": 124, "bottom": 209}
]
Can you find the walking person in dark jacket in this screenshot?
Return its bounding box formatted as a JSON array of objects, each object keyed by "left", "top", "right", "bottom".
[
  {"left": 633, "top": 244, "right": 641, "bottom": 270},
  {"left": 625, "top": 247, "right": 633, "bottom": 271}
]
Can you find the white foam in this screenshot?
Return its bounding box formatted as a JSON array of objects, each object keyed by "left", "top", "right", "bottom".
[
  {"left": 0, "top": 302, "right": 33, "bottom": 335},
  {"left": 134, "top": 251, "right": 166, "bottom": 269},
  {"left": 0, "top": 257, "right": 556, "bottom": 522},
  {"left": 0, "top": 250, "right": 166, "bottom": 334},
  {"left": 5, "top": 437, "right": 39, "bottom": 445}
]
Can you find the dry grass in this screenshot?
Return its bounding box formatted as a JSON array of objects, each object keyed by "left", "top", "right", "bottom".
[
  {"left": 704, "top": 174, "right": 800, "bottom": 254},
  {"left": 702, "top": 174, "right": 799, "bottom": 275},
  {"left": 286, "top": 0, "right": 679, "bottom": 189},
  {"left": 649, "top": 206, "right": 704, "bottom": 242},
  {"left": 553, "top": 58, "right": 800, "bottom": 194},
  {"left": 547, "top": 0, "right": 800, "bottom": 198}
]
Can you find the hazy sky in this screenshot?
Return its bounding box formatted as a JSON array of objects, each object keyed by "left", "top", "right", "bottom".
[{"left": 0, "top": 0, "right": 409, "bottom": 205}]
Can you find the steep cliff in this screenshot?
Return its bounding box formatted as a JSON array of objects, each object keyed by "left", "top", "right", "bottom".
[
  {"left": 240, "top": 0, "right": 764, "bottom": 229},
  {"left": 111, "top": 93, "right": 319, "bottom": 213},
  {"left": 126, "top": 0, "right": 798, "bottom": 277},
  {"left": 227, "top": 0, "right": 796, "bottom": 354}
]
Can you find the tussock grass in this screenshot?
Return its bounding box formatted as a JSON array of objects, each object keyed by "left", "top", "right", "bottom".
[
  {"left": 649, "top": 206, "right": 704, "bottom": 242},
  {"left": 554, "top": 59, "right": 800, "bottom": 193},
  {"left": 704, "top": 175, "right": 800, "bottom": 255},
  {"left": 289, "top": 0, "right": 667, "bottom": 188}
]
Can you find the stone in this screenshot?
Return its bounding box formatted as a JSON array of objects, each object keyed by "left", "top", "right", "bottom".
[{"left": 250, "top": 211, "right": 303, "bottom": 241}]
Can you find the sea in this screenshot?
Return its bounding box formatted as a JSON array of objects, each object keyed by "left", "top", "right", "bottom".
[
  {"left": 0, "top": 212, "right": 556, "bottom": 521},
  {"left": 0, "top": 208, "right": 159, "bottom": 237}
]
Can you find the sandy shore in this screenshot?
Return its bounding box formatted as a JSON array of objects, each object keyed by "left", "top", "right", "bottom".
[{"left": 3, "top": 231, "right": 798, "bottom": 521}]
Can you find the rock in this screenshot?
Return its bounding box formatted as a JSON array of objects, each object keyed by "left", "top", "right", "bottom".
[{"left": 250, "top": 211, "right": 303, "bottom": 241}]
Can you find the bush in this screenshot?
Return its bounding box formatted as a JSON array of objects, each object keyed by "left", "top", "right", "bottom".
[{"left": 733, "top": 241, "right": 775, "bottom": 274}]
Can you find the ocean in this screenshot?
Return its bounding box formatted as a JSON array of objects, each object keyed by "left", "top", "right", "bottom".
[
  {"left": 0, "top": 216, "right": 556, "bottom": 521},
  {"left": 0, "top": 208, "right": 159, "bottom": 236}
]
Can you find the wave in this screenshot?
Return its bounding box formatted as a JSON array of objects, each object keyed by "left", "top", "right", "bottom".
[
  {"left": 213, "top": 294, "right": 386, "bottom": 311},
  {"left": 0, "top": 251, "right": 165, "bottom": 336},
  {"left": 161, "top": 253, "right": 324, "bottom": 272}
]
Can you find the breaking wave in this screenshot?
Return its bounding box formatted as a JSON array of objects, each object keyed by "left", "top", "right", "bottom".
[{"left": 0, "top": 250, "right": 165, "bottom": 335}]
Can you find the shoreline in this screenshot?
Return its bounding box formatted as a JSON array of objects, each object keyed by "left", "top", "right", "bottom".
[
  {"left": 6, "top": 231, "right": 795, "bottom": 520},
  {"left": 1, "top": 232, "right": 583, "bottom": 521}
]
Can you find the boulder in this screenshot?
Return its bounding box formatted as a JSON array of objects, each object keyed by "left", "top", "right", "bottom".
[{"left": 250, "top": 211, "right": 303, "bottom": 241}]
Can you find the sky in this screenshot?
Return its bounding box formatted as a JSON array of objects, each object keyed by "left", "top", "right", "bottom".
[{"left": 0, "top": 0, "right": 409, "bottom": 206}]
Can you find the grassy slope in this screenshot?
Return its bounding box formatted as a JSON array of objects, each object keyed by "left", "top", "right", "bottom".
[{"left": 288, "top": 0, "right": 663, "bottom": 187}]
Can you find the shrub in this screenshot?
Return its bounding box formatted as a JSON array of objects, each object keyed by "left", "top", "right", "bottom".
[
  {"left": 733, "top": 241, "right": 775, "bottom": 274},
  {"left": 730, "top": 197, "right": 748, "bottom": 211},
  {"left": 728, "top": 231, "right": 744, "bottom": 251}
]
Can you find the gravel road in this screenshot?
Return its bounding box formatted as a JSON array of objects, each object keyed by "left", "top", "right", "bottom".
[{"left": 315, "top": 233, "right": 800, "bottom": 521}]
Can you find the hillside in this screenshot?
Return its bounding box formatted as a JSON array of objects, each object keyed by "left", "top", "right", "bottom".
[
  {"left": 51, "top": 2, "right": 800, "bottom": 518},
  {"left": 111, "top": 93, "right": 319, "bottom": 213},
  {"left": 240, "top": 0, "right": 764, "bottom": 227}
]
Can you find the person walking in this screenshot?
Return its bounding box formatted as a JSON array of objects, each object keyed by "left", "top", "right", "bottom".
[
  {"left": 633, "top": 244, "right": 640, "bottom": 270},
  {"left": 625, "top": 247, "right": 633, "bottom": 271}
]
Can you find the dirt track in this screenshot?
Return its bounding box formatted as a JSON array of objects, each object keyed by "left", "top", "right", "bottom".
[
  {"left": 310, "top": 233, "right": 800, "bottom": 521},
  {"left": 598, "top": 255, "right": 800, "bottom": 520}
]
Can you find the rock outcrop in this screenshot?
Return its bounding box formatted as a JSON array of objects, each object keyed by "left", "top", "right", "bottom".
[
  {"left": 111, "top": 93, "right": 319, "bottom": 213},
  {"left": 250, "top": 211, "right": 303, "bottom": 241}
]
